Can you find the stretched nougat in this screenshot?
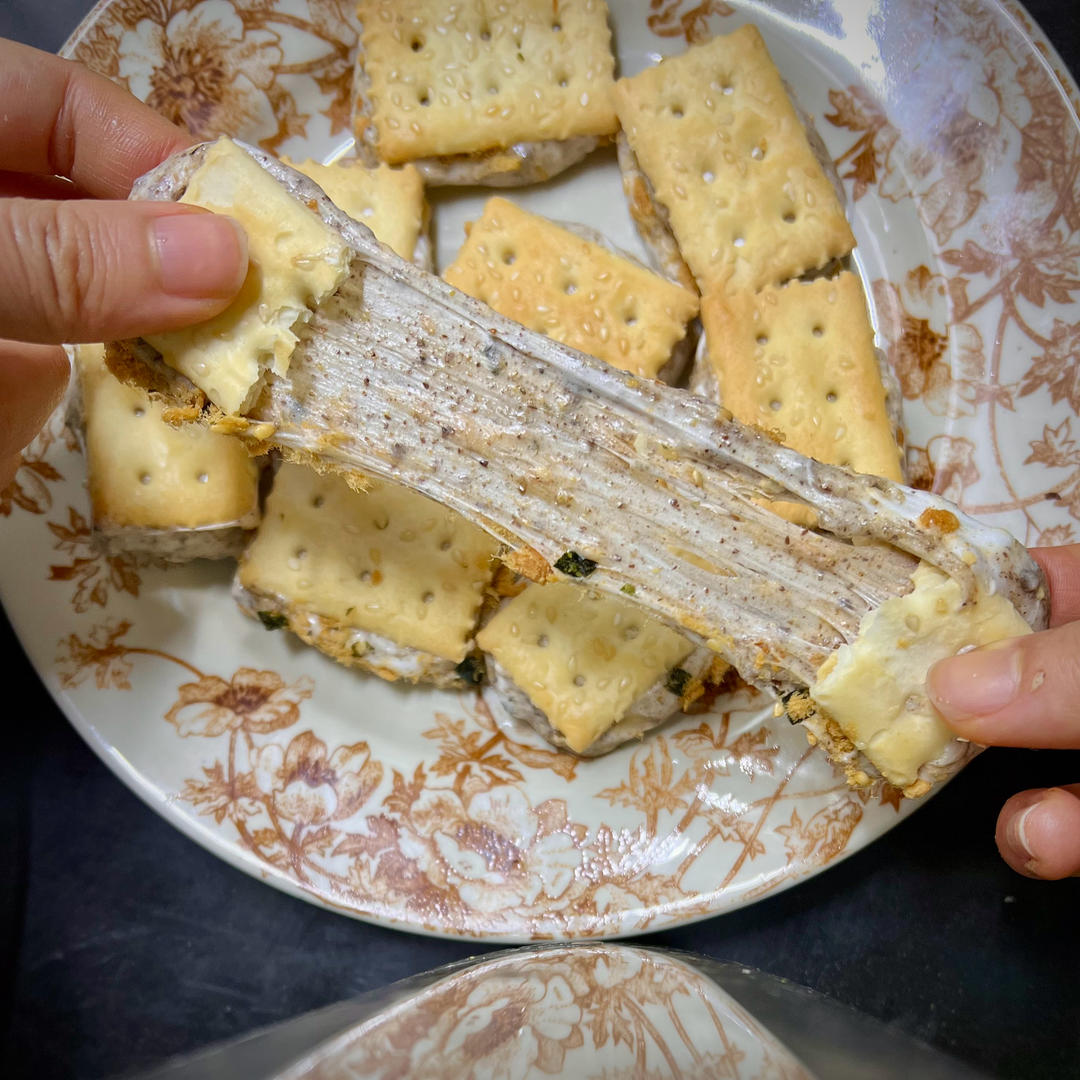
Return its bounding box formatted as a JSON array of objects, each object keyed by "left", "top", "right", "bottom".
[{"left": 113, "top": 139, "right": 1049, "bottom": 795}]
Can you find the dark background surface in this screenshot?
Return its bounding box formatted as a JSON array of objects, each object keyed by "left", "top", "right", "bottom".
[{"left": 1, "top": 2, "right": 1079, "bottom": 1078}]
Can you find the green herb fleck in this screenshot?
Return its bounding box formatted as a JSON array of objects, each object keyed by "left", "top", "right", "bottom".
[
  {"left": 555, "top": 550, "right": 597, "bottom": 578},
  {"left": 455, "top": 655, "right": 486, "bottom": 686},
  {"left": 665, "top": 667, "right": 691, "bottom": 696},
  {"left": 257, "top": 610, "right": 288, "bottom": 631},
  {"left": 620, "top": 583, "right": 636, "bottom": 596}
]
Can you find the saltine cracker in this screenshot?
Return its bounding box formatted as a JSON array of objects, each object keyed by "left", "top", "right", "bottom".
[
  {"left": 145, "top": 139, "right": 350, "bottom": 416},
  {"left": 238, "top": 464, "right": 499, "bottom": 665},
  {"left": 444, "top": 197, "right": 699, "bottom": 378},
  {"left": 811, "top": 564, "right": 1033, "bottom": 791},
  {"left": 76, "top": 344, "right": 260, "bottom": 535},
  {"left": 356, "top": 0, "right": 617, "bottom": 163},
  {"left": 701, "top": 272, "right": 903, "bottom": 488},
  {"left": 476, "top": 582, "right": 695, "bottom": 753},
  {"left": 283, "top": 158, "right": 426, "bottom": 262},
  {"left": 613, "top": 25, "right": 854, "bottom": 295}
]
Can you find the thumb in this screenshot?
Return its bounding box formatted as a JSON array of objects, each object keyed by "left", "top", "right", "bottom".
[
  {"left": 0, "top": 198, "right": 248, "bottom": 344},
  {"left": 926, "top": 621, "right": 1080, "bottom": 749},
  {"left": 995, "top": 786, "right": 1080, "bottom": 880}
]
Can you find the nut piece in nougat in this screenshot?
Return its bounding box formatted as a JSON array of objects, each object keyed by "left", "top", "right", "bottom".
[
  {"left": 236, "top": 464, "right": 500, "bottom": 686},
  {"left": 613, "top": 25, "right": 854, "bottom": 295},
  {"left": 145, "top": 138, "right": 351, "bottom": 416},
  {"left": 74, "top": 344, "right": 260, "bottom": 561},
  {"left": 354, "top": 0, "right": 617, "bottom": 183},
  {"left": 444, "top": 197, "right": 699, "bottom": 380},
  {"left": 476, "top": 582, "right": 709, "bottom": 754}
]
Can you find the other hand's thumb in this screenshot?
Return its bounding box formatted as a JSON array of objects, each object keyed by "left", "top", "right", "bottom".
[{"left": 927, "top": 621, "right": 1080, "bottom": 749}]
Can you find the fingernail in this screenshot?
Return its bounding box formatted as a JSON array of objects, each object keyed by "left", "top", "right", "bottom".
[
  {"left": 1009, "top": 803, "right": 1038, "bottom": 868},
  {"left": 151, "top": 212, "right": 248, "bottom": 299},
  {"left": 927, "top": 643, "right": 1022, "bottom": 719}
]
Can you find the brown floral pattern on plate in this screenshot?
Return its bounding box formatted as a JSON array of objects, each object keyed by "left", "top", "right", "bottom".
[
  {"left": 647, "top": 0, "right": 736, "bottom": 45},
  {"left": 0, "top": 415, "right": 78, "bottom": 518},
  {"left": 66, "top": 0, "right": 360, "bottom": 154},
  {"left": 821, "top": 1, "right": 1080, "bottom": 547},
  {"left": 49, "top": 616, "right": 892, "bottom": 938}
]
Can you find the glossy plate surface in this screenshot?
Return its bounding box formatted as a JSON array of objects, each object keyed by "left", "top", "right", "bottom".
[{"left": 2, "top": 0, "right": 1077, "bottom": 940}]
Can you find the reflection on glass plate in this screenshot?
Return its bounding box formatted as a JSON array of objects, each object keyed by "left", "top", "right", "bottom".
[
  {"left": 1, "top": 0, "right": 1077, "bottom": 940},
  {"left": 136, "top": 945, "right": 987, "bottom": 1080},
  {"left": 277, "top": 945, "right": 817, "bottom": 1080}
]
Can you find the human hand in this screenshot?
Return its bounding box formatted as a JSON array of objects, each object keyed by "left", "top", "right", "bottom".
[
  {"left": 928, "top": 544, "right": 1080, "bottom": 880},
  {"left": 0, "top": 38, "right": 249, "bottom": 488}
]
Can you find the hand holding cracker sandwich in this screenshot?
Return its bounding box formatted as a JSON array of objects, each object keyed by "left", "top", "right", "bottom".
[
  {"left": 931, "top": 544, "right": 1080, "bottom": 880},
  {"left": 0, "top": 38, "right": 247, "bottom": 487}
]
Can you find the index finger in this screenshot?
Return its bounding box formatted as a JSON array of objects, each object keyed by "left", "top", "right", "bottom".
[{"left": 0, "top": 38, "right": 193, "bottom": 199}]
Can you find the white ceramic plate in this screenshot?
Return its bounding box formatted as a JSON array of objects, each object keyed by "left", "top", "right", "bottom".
[{"left": 3, "top": 0, "right": 1078, "bottom": 940}]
